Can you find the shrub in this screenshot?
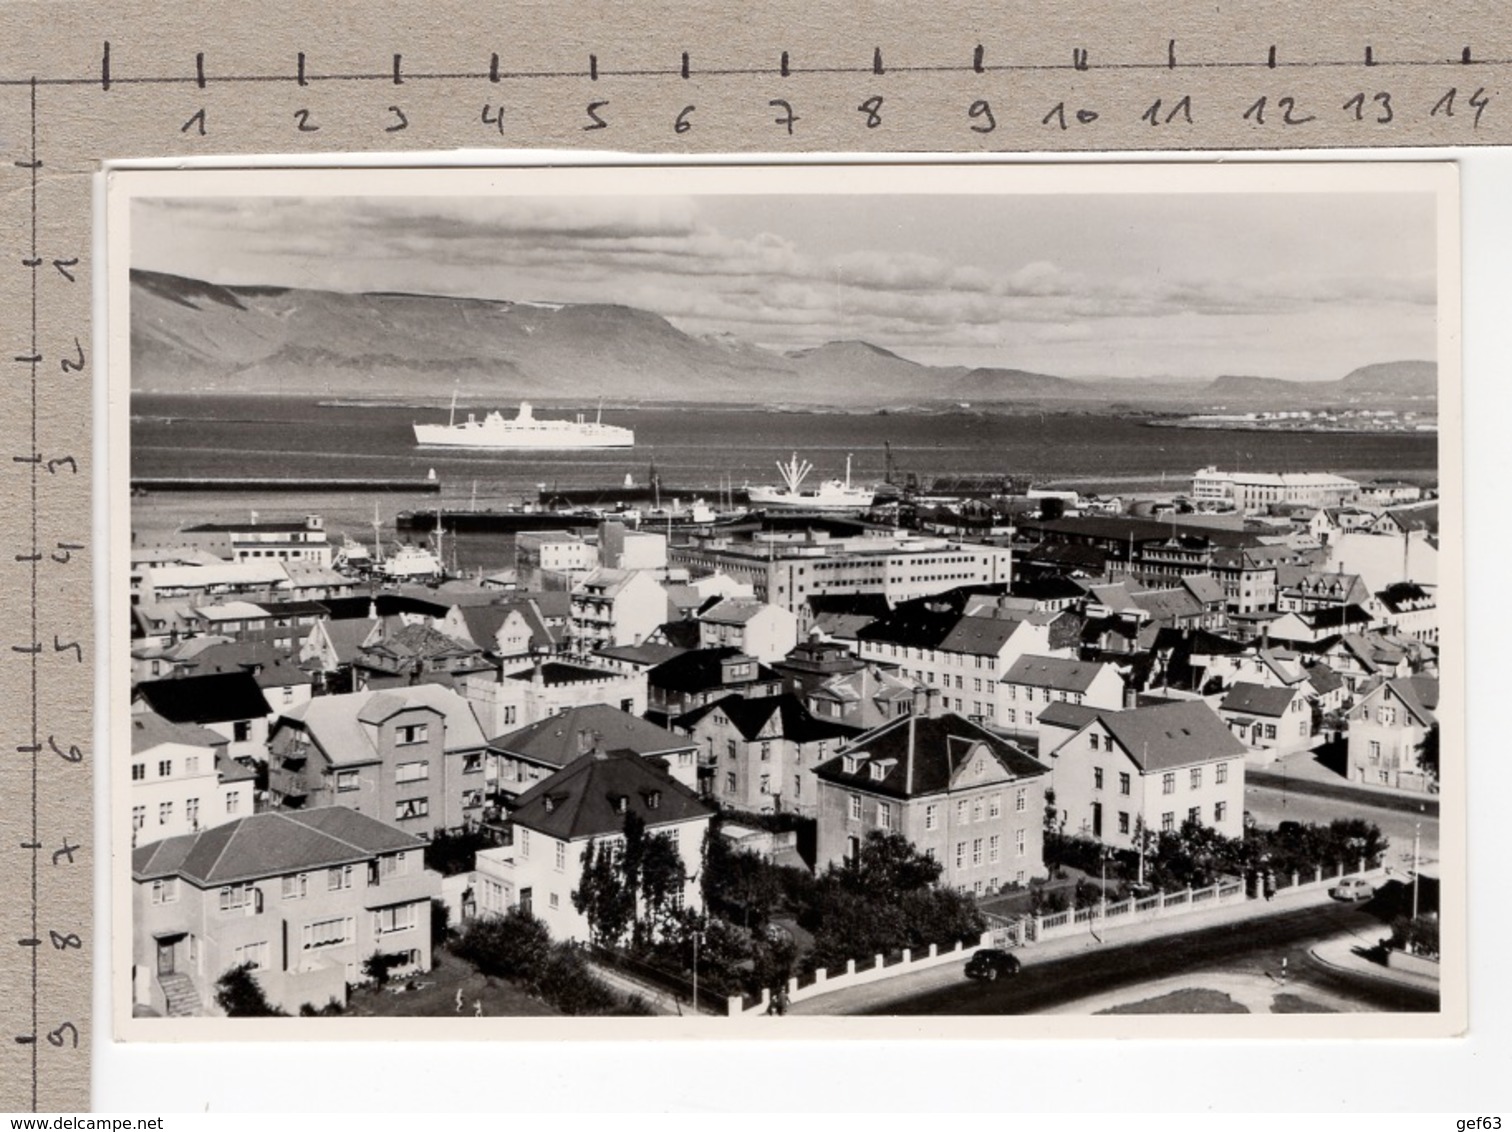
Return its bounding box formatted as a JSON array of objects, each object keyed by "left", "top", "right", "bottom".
[
  {"left": 1389, "top": 915, "right": 1440, "bottom": 960},
  {"left": 452, "top": 908, "right": 553, "bottom": 984},
  {"left": 214, "top": 962, "right": 287, "bottom": 1018}
]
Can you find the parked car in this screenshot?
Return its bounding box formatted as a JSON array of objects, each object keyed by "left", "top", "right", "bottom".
[
  {"left": 1330, "top": 877, "right": 1375, "bottom": 902},
  {"left": 964, "top": 948, "right": 1022, "bottom": 982}
]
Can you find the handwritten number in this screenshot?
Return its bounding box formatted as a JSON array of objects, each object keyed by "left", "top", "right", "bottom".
[
  {"left": 967, "top": 100, "right": 996, "bottom": 134},
  {"left": 52, "top": 840, "right": 78, "bottom": 866},
  {"left": 1279, "top": 96, "right": 1314, "bottom": 125},
  {"left": 1469, "top": 87, "right": 1491, "bottom": 128},
  {"left": 385, "top": 106, "right": 408, "bottom": 132},
  {"left": 675, "top": 105, "right": 694, "bottom": 134},
  {"left": 857, "top": 96, "right": 883, "bottom": 128},
  {"left": 293, "top": 108, "right": 318, "bottom": 132},
  {"left": 46, "top": 455, "right": 76, "bottom": 475},
  {"left": 181, "top": 108, "right": 206, "bottom": 136},
  {"left": 49, "top": 930, "right": 82, "bottom": 950},
  {"left": 481, "top": 104, "right": 504, "bottom": 134},
  {"left": 52, "top": 259, "right": 78, "bottom": 283},
  {"left": 1142, "top": 96, "right": 1193, "bottom": 126},
  {"left": 48, "top": 736, "right": 83, "bottom": 763},
  {"left": 584, "top": 100, "right": 609, "bottom": 130},
  {"left": 1244, "top": 96, "right": 1312, "bottom": 126},
  {"left": 46, "top": 1022, "right": 78, "bottom": 1048},
  {"left": 1344, "top": 92, "right": 1392, "bottom": 123},
  {"left": 769, "top": 99, "right": 799, "bottom": 135},
  {"left": 1043, "top": 103, "right": 1097, "bottom": 130},
  {"left": 60, "top": 338, "right": 85, "bottom": 374}
]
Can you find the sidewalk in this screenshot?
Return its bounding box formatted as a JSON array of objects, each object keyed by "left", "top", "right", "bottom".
[
  {"left": 1250, "top": 750, "right": 1439, "bottom": 817},
  {"left": 1309, "top": 932, "right": 1440, "bottom": 994},
  {"left": 789, "top": 873, "right": 1370, "bottom": 1015}
]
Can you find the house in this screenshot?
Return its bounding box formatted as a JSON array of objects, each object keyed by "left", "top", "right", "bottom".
[
  {"left": 806, "top": 665, "right": 928, "bottom": 732},
  {"left": 569, "top": 567, "right": 672, "bottom": 651},
  {"left": 178, "top": 514, "right": 335, "bottom": 569},
  {"left": 128, "top": 712, "right": 254, "bottom": 846},
  {"left": 351, "top": 623, "right": 492, "bottom": 691},
  {"left": 672, "top": 693, "right": 860, "bottom": 816},
  {"left": 592, "top": 641, "right": 687, "bottom": 677},
  {"left": 457, "top": 659, "right": 647, "bottom": 738},
  {"left": 645, "top": 646, "right": 782, "bottom": 723},
  {"left": 997, "top": 655, "right": 1126, "bottom": 740},
  {"left": 172, "top": 640, "right": 317, "bottom": 717},
  {"left": 472, "top": 751, "right": 712, "bottom": 942},
  {"left": 1318, "top": 632, "right": 1425, "bottom": 695},
  {"left": 487, "top": 703, "right": 700, "bottom": 804},
  {"left": 1217, "top": 681, "right": 1314, "bottom": 759},
  {"left": 770, "top": 636, "right": 867, "bottom": 701},
  {"left": 813, "top": 710, "right": 1050, "bottom": 896},
  {"left": 1267, "top": 605, "right": 1376, "bottom": 645},
  {"left": 1276, "top": 571, "right": 1373, "bottom": 615},
  {"left": 1042, "top": 700, "right": 1248, "bottom": 849},
  {"left": 132, "top": 671, "right": 273, "bottom": 764},
  {"left": 514, "top": 530, "right": 599, "bottom": 581},
  {"left": 267, "top": 685, "right": 489, "bottom": 835},
  {"left": 1376, "top": 582, "right": 1437, "bottom": 644},
  {"left": 435, "top": 599, "right": 556, "bottom": 662},
  {"left": 1305, "top": 662, "right": 1348, "bottom": 715},
  {"left": 132, "top": 807, "right": 439, "bottom": 1017},
  {"left": 696, "top": 598, "right": 799, "bottom": 663},
  {"left": 1346, "top": 676, "right": 1439, "bottom": 792}
]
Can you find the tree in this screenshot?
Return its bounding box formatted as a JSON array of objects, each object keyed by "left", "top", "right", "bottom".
[
  {"left": 452, "top": 907, "right": 553, "bottom": 984},
  {"left": 572, "top": 838, "right": 635, "bottom": 948},
  {"left": 214, "top": 962, "right": 286, "bottom": 1017},
  {"left": 1416, "top": 724, "right": 1440, "bottom": 786},
  {"left": 843, "top": 830, "right": 942, "bottom": 895},
  {"left": 430, "top": 896, "right": 452, "bottom": 950}
]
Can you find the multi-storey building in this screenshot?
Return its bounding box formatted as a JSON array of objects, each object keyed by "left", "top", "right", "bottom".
[
  {"left": 997, "top": 655, "right": 1126, "bottom": 740},
  {"left": 132, "top": 806, "right": 438, "bottom": 1017},
  {"left": 129, "top": 712, "right": 255, "bottom": 846},
  {"left": 569, "top": 567, "right": 670, "bottom": 651},
  {"left": 813, "top": 711, "right": 1050, "bottom": 896},
  {"left": 696, "top": 598, "right": 799, "bottom": 663},
  {"left": 1346, "top": 676, "right": 1439, "bottom": 792},
  {"left": 1192, "top": 467, "right": 1360, "bottom": 513},
  {"left": 178, "top": 514, "right": 335, "bottom": 569},
  {"left": 268, "top": 684, "right": 489, "bottom": 835}
]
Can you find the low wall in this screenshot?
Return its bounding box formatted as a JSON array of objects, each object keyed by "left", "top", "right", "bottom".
[
  {"left": 727, "top": 934, "right": 990, "bottom": 1016},
  {"left": 1385, "top": 947, "right": 1441, "bottom": 979}
]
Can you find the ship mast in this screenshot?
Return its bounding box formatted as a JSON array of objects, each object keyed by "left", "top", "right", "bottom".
[
  {"left": 371, "top": 502, "right": 384, "bottom": 565},
  {"left": 447, "top": 385, "right": 459, "bottom": 428}
]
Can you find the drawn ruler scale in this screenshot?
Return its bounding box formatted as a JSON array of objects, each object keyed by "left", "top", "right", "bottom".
[{"left": 0, "top": 0, "right": 1496, "bottom": 1111}]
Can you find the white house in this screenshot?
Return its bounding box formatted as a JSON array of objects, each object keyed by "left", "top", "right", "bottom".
[
  {"left": 697, "top": 598, "right": 799, "bottom": 664},
  {"left": 1346, "top": 676, "right": 1439, "bottom": 793},
  {"left": 128, "top": 712, "right": 255, "bottom": 846},
  {"left": 997, "top": 655, "right": 1125, "bottom": 739},
  {"left": 1216, "top": 681, "right": 1314, "bottom": 760},
  {"left": 569, "top": 568, "right": 672, "bottom": 652}
]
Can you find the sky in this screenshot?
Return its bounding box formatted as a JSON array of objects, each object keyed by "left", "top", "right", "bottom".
[{"left": 132, "top": 188, "right": 1438, "bottom": 381}]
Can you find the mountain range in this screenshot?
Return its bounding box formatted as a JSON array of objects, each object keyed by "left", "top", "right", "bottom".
[{"left": 130, "top": 269, "right": 1438, "bottom": 408}]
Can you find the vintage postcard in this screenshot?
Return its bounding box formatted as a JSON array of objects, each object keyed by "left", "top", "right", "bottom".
[{"left": 105, "top": 162, "right": 1462, "bottom": 1040}]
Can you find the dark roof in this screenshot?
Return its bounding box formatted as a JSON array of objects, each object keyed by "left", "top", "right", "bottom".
[
  {"left": 1377, "top": 675, "right": 1440, "bottom": 726},
  {"left": 655, "top": 619, "right": 703, "bottom": 650},
  {"left": 1019, "top": 514, "right": 1260, "bottom": 549},
  {"left": 176, "top": 640, "right": 316, "bottom": 687},
  {"left": 1003, "top": 655, "right": 1113, "bottom": 694},
  {"left": 510, "top": 750, "right": 713, "bottom": 840},
  {"left": 321, "top": 594, "right": 450, "bottom": 622},
  {"left": 855, "top": 607, "right": 960, "bottom": 651},
  {"left": 358, "top": 623, "right": 481, "bottom": 662},
  {"left": 647, "top": 647, "right": 776, "bottom": 694},
  {"left": 1036, "top": 701, "right": 1102, "bottom": 731},
  {"left": 490, "top": 704, "right": 694, "bottom": 766},
  {"left": 939, "top": 615, "right": 1026, "bottom": 657},
  {"left": 813, "top": 712, "right": 1047, "bottom": 799},
  {"left": 673, "top": 693, "right": 861, "bottom": 745},
  {"left": 133, "top": 671, "right": 271, "bottom": 725},
  {"left": 1219, "top": 681, "right": 1302, "bottom": 718},
  {"left": 506, "top": 661, "right": 621, "bottom": 687},
  {"left": 1305, "top": 663, "right": 1345, "bottom": 695},
  {"left": 805, "top": 592, "right": 893, "bottom": 619},
  {"left": 132, "top": 807, "right": 422, "bottom": 886},
  {"left": 1095, "top": 701, "right": 1248, "bottom": 772},
  {"left": 595, "top": 642, "right": 687, "bottom": 668},
  {"left": 1377, "top": 581, "right": 1433, "bottom": 612},
  {"left": 181, "top": 520, "right": 320, "bottom": 534},
  {"left": 1011, "top": 576, "right": 1090, "bottom": 601},
  {"left": 258, "top": 599, "right": 332, "bottom": 618}
]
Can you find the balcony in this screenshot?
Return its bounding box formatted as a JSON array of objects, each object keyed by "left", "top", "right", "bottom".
[{"left": 361, "top": 869, "right": 441, "bottom": 911}]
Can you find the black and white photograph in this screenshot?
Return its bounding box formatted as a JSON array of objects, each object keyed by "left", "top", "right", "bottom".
[{"left": 108, "top": 162, "right": 1461, "bottom": 1036}]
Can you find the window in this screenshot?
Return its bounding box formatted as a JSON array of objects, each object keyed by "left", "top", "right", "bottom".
[
  {"left": 925, "top": 804, "right": 938, "bottom": 830},
  {"left": 1215, "top": 801, "right": 1228, "bottom": 823},
  {"left": 303, "top": 917, "right": 354, "bottom": 950},
  {"left": 395, "top": 761, "right": 429, "bottom": 783},
  {"left": 233, "top": 941, "right": 270, "bottom": 971},
  {"left": 1377, "top": 706, "right": 1396, "bottom": 726},
  {"left": 335, "top": 770, "right": 360, "bottom": 792},
  {"left": 725, "top": 772, "right": 737, "bottom": 795},
  {"left": 1264, "top": 724, "right": 1277, "bottom": 740},
  {"left": 282, "top": 873, "right": 308, "bottom": 899},
  {"left": 989, "top": 834, "right": 1001, "bottom": 863},
  {"left": 1015, "top": 828, "right": 1026, "bottom": 857},
  {"left": 463, "top": 753, "right": 483, "bottom": 775},
  {"left": 848, "top": 794, "right": 861, "bottom": 822},
  {"left": 955, "top": 841, "right": 966, "bottom": 870},
  {"left": 225, "top": 791, "right": 240, "bottom": 814},
  {"left": 131, "top": 763, "right": 144, "bottom": 782},
  {"left": 1119, "top": 772, "right": 1131, "bottom": 796},
  {"left": 972, "top": 797, "right": 983, "bottom": 821},
  {"left": 1368, "top": 741, "right": 1381, "bottom": 764},
  {"left": 158, "top": 801, "right": 173, "bottom": 826},
  {"left": 151, "top": 878, "right": 178, "bottom": 905},
  {"left": 1015, "top": 788, "right": 1026, "bottom": 814},
  {"left": 876, "top": 801, "right": 893, "bottom": 830},
  {"left": 396, "top": 722, "right": 429, "bottom": 745},
  {"left": 1215, "top": 762, "right": 1228, "bottom": 785},
  {"left": 185, "top": 798, "right": 199, "bottom": 828},
  {"left": 132, "top": 805, "right": 145, "bottom": 831},
  {"left": 158, "top": 759, "right": 172, "bottom": 778},
  {"left": 503, "top": 706, "right": 517, "bottom": 726},
  {"left": 956, "top": 799, "right": 970, "bottom": 824},
  {"left": 1162, "top": 772, "right": 1176, "bottom": 795},
  {"left": 519, "top": 828, "right": 531, "bottom": 858},
  {"left": 463, "top": 788, "right": 484, "bottom": 809},
  {"left": 186, "top": 755, "right": 202, "bottom": 775},
  {"left": 989, "top": 794, "right": 1002, "bottom": 819},
  {"left": 1005, "top": 709, "right": 1016, "bottom": 725},
  {"left": 374, "top": 902, "right": 420, "bottom": 936},
  {"left": 1118, "top": 811, "right": 1130, "bottom": 835},
  {"left": 1188, "top": 806, "right": 1201, "bottom": 825},
  {"left": 1190, "top": 767, "right": 1203, "bottom": 789},
  {"left": 760, "top": 742, "right": 771, "bottom": 762},
  {"left": 327, "top": 865, "right": 353, "bottom": 891},
  {"left": 1087, "top": 733, "right": 1098, "bottom": 749},
  {"left": 1161, "top": 811, "right": 1175, "bottom": 833},
  {"left": 233, "top": 721, "right": 252, "bottom": 742},
  {"left": 1094, "top": 767, "right": 1104, "bottom": 791},
  {"left": 395, "top": 798, "right": 428, "bottom": 821},
  {"left": 759, "top": 774, "right": 771, "bottom": 795},
  {"left": 219, "top": 884, "right": 253, "bottom": 912}
]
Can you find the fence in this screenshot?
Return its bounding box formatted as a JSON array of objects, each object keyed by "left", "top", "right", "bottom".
[{"left": 725, "top": 934, "right": 990, "bottom": 1016}]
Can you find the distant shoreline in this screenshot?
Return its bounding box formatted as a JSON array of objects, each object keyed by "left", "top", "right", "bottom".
[{"left": 1145, "top": 419, "right": 1437, "bottom": 437}]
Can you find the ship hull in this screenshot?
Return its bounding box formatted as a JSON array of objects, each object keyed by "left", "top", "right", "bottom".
[
  {"left": 746, "top": 489, "right": 875, "bottom": 511},
  {"left": 412, "top": 423, "right": 634, "bottom": 449}
]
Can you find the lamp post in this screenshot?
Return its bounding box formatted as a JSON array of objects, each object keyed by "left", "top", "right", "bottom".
[
  {"left": 691, "top": 928, "right": 702, "bottom": 1014},
  {"left": 1411, "top": 814, "right": 1422, "bottom": 921}
]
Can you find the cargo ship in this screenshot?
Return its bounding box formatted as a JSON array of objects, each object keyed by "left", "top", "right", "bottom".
[{"left": 746, "top": 453, "right": 875, "bottom": 511}]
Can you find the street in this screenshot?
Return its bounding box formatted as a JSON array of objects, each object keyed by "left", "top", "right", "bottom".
[
  {"left": 866, "top": 901, "right": 1437, "bottom": 1016},
  {"left": 1242, "top": 781, "right": 1439, "bottom": 870}
]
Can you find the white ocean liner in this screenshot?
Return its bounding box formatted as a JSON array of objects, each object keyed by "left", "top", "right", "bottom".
[
  {"left": 413, "top": 395, "right": 634, "bottom": 450},
  {"left": 747, "top": 453, "right": 875, "bottom": 511}
]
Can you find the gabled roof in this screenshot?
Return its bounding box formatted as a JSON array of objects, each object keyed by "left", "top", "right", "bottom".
[
  {"left": 456, "top": 600, "right": 556, "bottom": 653},
  {"left": 595, "top": 642, "right": 686, "bottom": 668},
  {"left": 813, "top": 712, "right": 1047, "bottom": 799},
  {"left": 655, "top": 619, "right": 703, "bottom": 650},
  {"left": 1180, "top": 574, "right": 1226, "bottom": 606},
  {"left": 130, "top": 711, "right": 227, "bottom": 755},
  {"left": 176, "top": 640, "right": 316, "bottom": 688},
  {"left": 134, "top": 671, "right": 272, "bottom": 726},
  {"left": 1305, "top": 663, "right": 1345, "bottom": 695},
  {"left": 700, "top": 598, "right": 777, "bottom": 626},
  {"left": 490, "top": 703, "right": 693, "bottom": 766},
  {"left": 278, "top": 684, "right": 486, "bottom": 765},
  {"left": 674, "top": 693, "right": 860, "bottom": 745},
  {"left": 193, "top": 600, "right": 270, "bottom": 621},
  {"left": 648, "top": 647, "right": 775, "bottom": 694},
  {"left": 1095, "top": 700, "right": 1248, "bottom": 771},
  {"left": 132, "top": 806, "right": 422, "bottom": 886},
  {"left": 510, "top": 750, "right": 712, "bottom": 841},
  {"left": 1011, "top": 576, "right": 1090, "bottom": 602},
  {"left": 938, "top": 614, "right": 1028, "bottom": 657},
  {"left": 320, "top": 594, "right": 449, "bottom": 622},
  {"left": 1036, "top": 701, "right": 1103, "bottom": 732},
  {"left": 506, "top": 661, "right": 621, "bottom": 687},
  {"left": 1089, "top": 582, "right": 1143, "bottom": 614},
  {"left": 320, "top": 617, "right": 379, "bottom": 664},
  {"left": 1002, "top": 655, "right": 1114, "bottom": 694},
  {"left": 1368, "top": 675, "right": 1440, "bottom": 727},
  {"left": 856, "top": 606, "right": 961, "bottom": 651},
  {"left": 1377, "top": 581, "right": 1434, "bottom": 612},
  {"left": 359, "top": 622, "right": 481, "bottom": 663},
  {"left": 1219, "top": 681, "right": 1303, "bottom": 718},
  {"left": 1129, "top": 588, "right": 1203, "bottom": 621}
]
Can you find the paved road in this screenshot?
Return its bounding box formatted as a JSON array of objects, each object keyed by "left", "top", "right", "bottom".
[
  {"left": 1242, "top": 782, "right": 1439, "bottom": 869},
  {"left": 865, "top": 902, "right": 1437, "bottom": 1016}
]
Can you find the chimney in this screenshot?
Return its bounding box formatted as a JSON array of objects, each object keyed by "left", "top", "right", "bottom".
[
  {"left": 904, "top": 709, "right": 916, "bottom": 794},
  {"left": 577, "top": 728, "right": 594, "bottom": 755}
]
